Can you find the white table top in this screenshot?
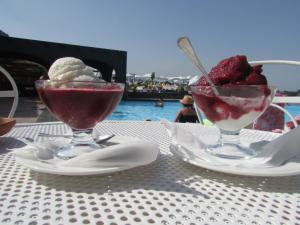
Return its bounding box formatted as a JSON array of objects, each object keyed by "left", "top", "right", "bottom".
[{"left": 0, "top": 121, "right": 299, "bottom": 225}]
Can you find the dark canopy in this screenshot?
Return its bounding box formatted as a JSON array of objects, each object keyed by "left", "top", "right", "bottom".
[{"left": 0, "top": 36, "right": 127, "bottom": 95}]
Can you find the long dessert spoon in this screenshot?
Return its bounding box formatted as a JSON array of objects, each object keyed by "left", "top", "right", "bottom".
[{"left": 177, "top": 36, "right": 219, "bottom": 95}]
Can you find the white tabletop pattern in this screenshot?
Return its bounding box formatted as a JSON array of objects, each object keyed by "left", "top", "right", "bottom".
[{"left": 0, "top": 121, "right": 299, "bottom": 225}]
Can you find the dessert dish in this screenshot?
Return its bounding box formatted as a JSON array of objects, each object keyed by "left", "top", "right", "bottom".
[
  {"left": 191, "top": 55, "right": 275, "bottom": 159},
  {"left": 37, "top": 58, "right": 123, "bottom": 130},
  {"left": 35, "top": 57, "right": 124, "bottom": 156},
  {"left": 192, "top": 55, "right": 272, "bottom": 131}
]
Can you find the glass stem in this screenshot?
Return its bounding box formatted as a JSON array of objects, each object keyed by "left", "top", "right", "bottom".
[
  {"left": 71, "top": 128, "right": 95, "bottom": 145},
  {"left": 219, "top": 129, "right": 241, "bottom": 146}
]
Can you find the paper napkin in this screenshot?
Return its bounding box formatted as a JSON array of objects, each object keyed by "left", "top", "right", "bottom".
[
  {"left": 162, "top": 120, "right": 300, "bottom": 168},
  {"left": 12, "top": 136, "right": 159, "bottom": 169}
]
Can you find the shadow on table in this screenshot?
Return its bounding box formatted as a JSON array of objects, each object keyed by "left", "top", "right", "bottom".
[
  {"left": 2, "top": 133, "right": 299, "bottom": 196},
  {"left": 28, "top": 153, "right": 210, "bottom": 198},
  {"left": 0, "top": 137, "right": 27, "bottom": 155},
  {"left": 26, "top": 152, "right": 300, "bottom": 197},
  {"left": 175, "top": 159, "right": 300, "bottom": 194}
]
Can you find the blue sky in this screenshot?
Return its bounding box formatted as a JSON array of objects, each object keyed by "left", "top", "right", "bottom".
[{"left": 1, "top": 0, "right": 300, "bottom": 90}]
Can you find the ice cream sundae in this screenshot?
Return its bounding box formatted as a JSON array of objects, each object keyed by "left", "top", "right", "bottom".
[
  {"left": 35, "top": 57, "right": 124, "bottom": 154},
  {"left": 36, "top": 57, "right": 123, "bottom": 129},
  {"left": 192, "top": 55, "right": 273, "bottom": 131},
  {"left": 190, "top": 55, "right": 275, "bottom": 159}
]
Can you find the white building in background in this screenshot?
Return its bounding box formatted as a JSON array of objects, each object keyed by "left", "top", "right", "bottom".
[
  {"left": 161, "top": 84, "right": 178, "bottom": 91},
  {"left": 126, "top": 73, "right": 195, "bottom": 84},
  {"left": 126, "top": 73, "right": 135, "bottom": 83},
  {"left": 126, "top": 73, "right": 151, "bottom": 83}
]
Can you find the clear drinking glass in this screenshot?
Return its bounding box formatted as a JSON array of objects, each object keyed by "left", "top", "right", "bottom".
[
  {"left": 35, "top": 80, "right": 124, "bottom": 157},
  {"left": 191, "top": 85, "right": 276, "bottom": 159}
]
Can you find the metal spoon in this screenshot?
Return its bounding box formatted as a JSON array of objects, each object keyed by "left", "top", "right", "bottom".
[
  {"left": 17, "top": 136, "right": 115, "bottom": 161},
  {"left": 38, "top": 133, "right": 115, "bottom": 144},
  {"left": 177, "top": 36, "right": 219, "bottom": 95},
  {"left": 95, "top": 134, "right": 115, "bottom": 144}
]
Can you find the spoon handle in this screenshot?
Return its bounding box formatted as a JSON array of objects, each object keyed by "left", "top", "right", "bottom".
[
  {"left": 177, "top": 36, "right": 219, "bottom": 95},
  {"left": 177, "top": 37, "right": 209, "bottom": 76},
  {"left": 38, "top": 132, "right": 115, "bottom": 144}
]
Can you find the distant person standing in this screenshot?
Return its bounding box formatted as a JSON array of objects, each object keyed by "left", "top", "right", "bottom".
[
  {"left": 175, "top": 95, "right": 199, "bottom": 123},
  {"left": 155, "top": 98, "right": 164, "bottom": 107}
]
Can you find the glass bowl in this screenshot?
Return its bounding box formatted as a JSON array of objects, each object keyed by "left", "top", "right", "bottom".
[
  {"left": 35, "top": 80, "right": 124, "bottom": 157},
  {"left": 191, "top": 85, "right": 276, "bottom": 159}
]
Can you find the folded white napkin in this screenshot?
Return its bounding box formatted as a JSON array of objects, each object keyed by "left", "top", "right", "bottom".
[
  {"left": 13, "top": 136, "right": 159, "bottom": 169},
  {"left": 162, "top": 120, "right": 300, "bottom": 168}
]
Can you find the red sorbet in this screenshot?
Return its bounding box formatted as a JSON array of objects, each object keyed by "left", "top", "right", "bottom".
[
  {"left": 192, "top": 55, "right": 271, "bottom": 124},
  {"left": 196, "top": 55, "right": 267, "bottom": 86},
  {"left": 37, "top": 86, "right": 123, "bottom": 129}
]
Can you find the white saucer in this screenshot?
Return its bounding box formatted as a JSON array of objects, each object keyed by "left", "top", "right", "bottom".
[
  {"left": 170, "top": 144, "right": 300, "bottom": 177},
  {"left": 14, "top": 136, "right": 159, "bottom": 176},
  {"left": 15, "top": 157, "right": 135, "bottom": 176}
]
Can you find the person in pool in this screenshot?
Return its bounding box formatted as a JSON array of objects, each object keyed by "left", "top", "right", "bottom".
[
  {"left": 175, "top": 95, "right": 199, "bottom": 123},
  {"left": 155, "top": 98, "right": 164, "bottom": 107}
]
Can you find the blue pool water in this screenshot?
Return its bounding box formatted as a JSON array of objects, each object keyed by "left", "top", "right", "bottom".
[
  {"left": 108, "top": 100, "right": 300, "bottom": 122},
  {"left": 108, "top": 100, "right": 181, "bottom": 121},
  {"left": 286, "top": 104, "right": 300, "bottom": 121}
]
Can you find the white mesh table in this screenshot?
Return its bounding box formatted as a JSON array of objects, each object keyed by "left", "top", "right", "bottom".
[{"left": 0, "top": 121, "right": 299, "bottom": 225}]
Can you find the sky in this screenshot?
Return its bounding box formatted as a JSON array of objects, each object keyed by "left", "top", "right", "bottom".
[{"left": 1, "top": 0, "right": 300, "bottom": 91}]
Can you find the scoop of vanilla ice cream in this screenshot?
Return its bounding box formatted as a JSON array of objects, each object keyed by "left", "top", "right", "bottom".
[{"left": 48, "top": 57, "right": 101, "bottom": 81}]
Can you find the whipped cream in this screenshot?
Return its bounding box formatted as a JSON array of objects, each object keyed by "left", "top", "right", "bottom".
[
  {"left": 215, "top": 111, "right": 262, "bottom": 131},
  {"left": 48, "top": 57, "right": 101, "bottom": 81}
]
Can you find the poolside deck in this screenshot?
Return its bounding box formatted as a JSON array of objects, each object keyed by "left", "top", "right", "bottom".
[{"left": 0, "top": 97, "right": 56, "bottom": 123}]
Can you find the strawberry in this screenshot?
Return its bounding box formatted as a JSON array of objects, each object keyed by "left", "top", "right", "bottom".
[
  {"left": 196, "top": 76, "right": 209, "bottom": 86},
  {"left": 253, "top": 65, "right": 263, "bottom": 73},
  {"left": 208, "top": 55, "right": 252, "bottom": 85},
  {"left": 195, "top": 56, "right": 267, "bottom": 87},
  {"left": 246, "top": 72, "right": 267, "bottom": 85}
]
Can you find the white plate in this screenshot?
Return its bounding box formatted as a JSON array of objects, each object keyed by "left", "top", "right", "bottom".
[
  {"left": 15, "top": 157, "right": 135, "bottom": 176},
  {"left": 14, "top": 136, "right": 158, "bottom": 176},
  {"left": 170, "top": 144, "right": 300, "bottom": 177}
]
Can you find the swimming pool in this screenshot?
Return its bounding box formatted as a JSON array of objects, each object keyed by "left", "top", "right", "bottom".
[
  {"left": 108, "top": 100, "right": 181, "bottom": 121},
  {"left": 108, "top": 100, "right": 300, "bottom": 122}
]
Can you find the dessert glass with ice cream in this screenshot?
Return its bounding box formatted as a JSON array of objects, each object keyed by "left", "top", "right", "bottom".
[
  {"left": 35, "top": 57, "right": 124, "bottom": 157},
  {"left": 191, "top": 55, "right": 276, "bottom": 159}
]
